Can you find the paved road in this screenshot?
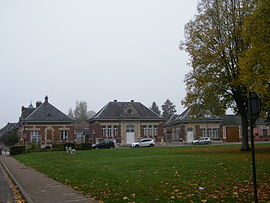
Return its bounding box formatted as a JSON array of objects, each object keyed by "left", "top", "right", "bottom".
[{"left": 0, "top": 162, "right": 14, "bottom": 203}]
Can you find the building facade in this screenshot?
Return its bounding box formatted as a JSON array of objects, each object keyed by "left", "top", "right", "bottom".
[
  {"left": 19, "top": 96, "right": 75, "bottom": 148},
  {"left": 74, "top": 121, "right": 90, "bottom": 143},
  {"left": 89, "top": 100, "right": 165, "bottom": 146},
  {"left": 165, "top": 108, "right": 223, "bottom": 143},
  {"left": 222, "top": 115, "right": 270, "bottom": 142}
]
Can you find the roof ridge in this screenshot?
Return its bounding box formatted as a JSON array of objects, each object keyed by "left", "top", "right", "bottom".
[
  {"left": 24, "top": 101, "right": 74, "bottom": 122},
  {"left": 92, "top": 102, "right": 110, "bottom": 119},
  {"left": 144, "top": 103, "right": 164, "bottom": 119}
]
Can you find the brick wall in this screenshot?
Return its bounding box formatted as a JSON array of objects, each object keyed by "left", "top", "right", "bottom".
[{"left": 20, "top": 124, "right": 74, "bottom": 144}]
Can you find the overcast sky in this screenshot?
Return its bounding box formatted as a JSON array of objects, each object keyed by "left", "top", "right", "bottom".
[{"left": 0, "top": 0, "right": 198, "bottom": 127}]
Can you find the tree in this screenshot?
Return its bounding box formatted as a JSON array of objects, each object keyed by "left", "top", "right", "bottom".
[
  {"left": 73, "top": 101, "right": 88, "bottom": 122},
  {"left": 181, "top": 0, "right": 255, "bottom": 151},
  {"left": 2, "top": 131, "right": 18, "bottom": 146},
  {"left": 150, "top": 102, "right": 161, "bottom": 115},
  {"left": 68, "top": 108, "right": 74, "bottom": 118},
  {"left": 162, "top": 99, "right": 177, "bottom": 119},
  {"left": 239, "top": 0, "right": 270, "bottom": 111},
  {"left": 68, "top": 101, "right": 96, "bottom": 122}
]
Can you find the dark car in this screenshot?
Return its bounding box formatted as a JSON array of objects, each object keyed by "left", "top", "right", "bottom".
[{"left": 92, "top": 140, "right": 115, "bottom": 149}]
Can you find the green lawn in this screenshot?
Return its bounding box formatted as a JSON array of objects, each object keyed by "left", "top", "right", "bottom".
[{"left": 15, "top": 144, "right": 270, "bottom": 202}]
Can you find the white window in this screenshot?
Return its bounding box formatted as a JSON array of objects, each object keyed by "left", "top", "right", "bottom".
[
  {"left": 263, "top": 129, "right": 268, "bottom": 137},
  {"left": 205, "top": 128, "right": 219, "bottom": 139},
  {"left": 102, "top": 126, "right": 106, "bottom": 137},
  {"left": 108, "top": 126, "right": 112, "bottom": 137},
  {"left": 153, "top": 126, "right": 158, "bottom": 136},
  {"left": 126, "top": 125, "right": 135, "bottom": 133},
  {"left": 207, "top": 129, "right": 212, "bottom": 138},
  {"left": 148, "top": 125, "right": 153, "bottom": 136},
  {"left": 31, "top": 130, "right": 41, "bottom": 143},
  {"left": 76, "top": 131, "right": 85, "bottom": 143},
  {"left": 143, "top": 126, "right": 147, "bottom": 137},
  {"left": 61, "top": 130, "right": 68, "bottom": 141},
  {"left": 113, "top": 126, "right": 118, "bottom": 137},
  {"left": 212, "top": 128, "right": 219, "bottom": 139},
  {"left": 201, "top": 128, "right": 206, "bottom": 137}
]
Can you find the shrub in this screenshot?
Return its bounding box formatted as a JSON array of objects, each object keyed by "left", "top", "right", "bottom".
[
  {"left": 75, "top": 143, "right": 92, "bottom": 150},
  {"left": 3, "top": 131, "right": 19, "bottom": 146},
  {"left": 26, "top": 143, "right": 41, "bottom": 152},
  {"left": 64, "top": 142, "right": 75, "bottom": 149},
  {"left": 52, "top": 142, "right": 76, "bottom": 151},
  {"left": 52, "top": 143, "right": 64, "bottom": 151},
  {"left": 9, "top": 145, "right": 25, "bottom": 155}
]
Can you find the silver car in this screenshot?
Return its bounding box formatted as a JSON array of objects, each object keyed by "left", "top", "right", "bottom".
[
  {"left": 131, "top": 138, "right": 155, "bottom": 148},
  {"left": 192, "top": 137, "right": 212, "bottom": 145}
]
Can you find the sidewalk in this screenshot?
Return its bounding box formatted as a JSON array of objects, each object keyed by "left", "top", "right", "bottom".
[
  {"left": 0, "top": 155, "right": 98, "bottom": 203},
  {"left": 0, "top": 163, "right": 14, "bottom": 202}
]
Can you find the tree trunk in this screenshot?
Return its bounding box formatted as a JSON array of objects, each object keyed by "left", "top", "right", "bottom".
[{"left": 240, "top": 113, "right": 251, "bottom": 151}]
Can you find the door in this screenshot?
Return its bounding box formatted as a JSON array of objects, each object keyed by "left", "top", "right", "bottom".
[
  {"left": 226, "top": 127, "right": 240, "bottom": 142},
  {"left": 126, "top": 125, "right": 135, "bottom": 144},
  {"left": 186, "top": 128, "right": 194, "bottom": 143}
]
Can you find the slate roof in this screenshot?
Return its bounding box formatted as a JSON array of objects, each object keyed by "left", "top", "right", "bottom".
[
  {"left": 0, "top": 123, "right": 19, "bottom": 138},
  {"left": 222, "top": 115, "right": 268, "bottom": 126},
  {"left": 20, "top": 106, "right": 36, "bottom": 120},
  {"left": 164, "top": 114, "right": 179, "bottom": 126},
  {"left": 21, "top": 97, "right": 74, "bottom": 123},
  {"left": 165, "top": 108, "right": 222, "bottom": 126},
  {"left": 221, "top": 115, "right": 242, "bottom": 126},
  {"left": 89, "top": 101, "right": 165, "bottom": 122}
]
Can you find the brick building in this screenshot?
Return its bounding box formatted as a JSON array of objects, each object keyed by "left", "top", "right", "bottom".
[
  {"left": 74, "top": 121, "right": 90, "bottom": 143},
  {"left": 164, "top": 108, "right": 223, "bottom": 144},
  {"left": 19, "top": 96, "right": 75, "bottom": 148},
  {"left": 89, "top": 100, "right": 165, "bottom": 146},
  {"left": 222, "top": 115, "right": 270, "bottom": 142}
]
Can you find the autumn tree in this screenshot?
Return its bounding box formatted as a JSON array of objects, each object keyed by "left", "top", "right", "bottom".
[
  {"left": 181, "top": 0, "right": 255, "bottom": 151},
  {"left": 162, "top": 99, "right": 177, "bottom": 119},
  {"left": 239, "top": 0, "right": 270, "bottom": 111},
  {"left": 150, "top": 102, "right": 161, "bottom": 115}
]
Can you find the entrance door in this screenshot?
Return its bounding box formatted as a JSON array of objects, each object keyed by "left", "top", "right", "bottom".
[
  {"left": 126, "top": 125, "right": 135, "bottom": 144},
  {"left": 226, "top": 127, "right": 240, "bottom": 142},
  {"left": 186, "top": 128, "right": 194, "bottom": 143}
]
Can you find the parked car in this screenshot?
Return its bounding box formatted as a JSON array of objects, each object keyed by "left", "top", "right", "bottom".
[
  {"left": 92, "top": 140, "right": 115, "bottom": 149},
  {"left": 131, "top": 138, "right": 155, "bottom": 148},
  {"left": 192, "top": 137, "right": 212, "bottom": 145}
]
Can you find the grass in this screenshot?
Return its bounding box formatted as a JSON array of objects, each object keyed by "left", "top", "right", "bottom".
[{"left": 15, "top": 144, "right": 270, "bottom": 202}]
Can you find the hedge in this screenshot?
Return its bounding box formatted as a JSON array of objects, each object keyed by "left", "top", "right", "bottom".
[
  {"left": 52, "top": 143, "right": 65, "bottom": 151},
  {"left": 9, "top": 145, "right": 25, "bottom": 155},
  {"left": 75, "top": 143, "right": 92, "bottom": 150},
  {"left": 52, "top": 142, "right": 92, "bottom": 151}
]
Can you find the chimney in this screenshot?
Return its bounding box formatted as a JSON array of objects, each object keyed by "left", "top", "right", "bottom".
[
  {"left": 21, "top": 106, "right": 25, "bottom": 112},
  {"left": 114, "top": 100, "right": 117, "bottom": 102},
  {"left": 131, "top": 100, "right": 134, "bottom": 102},
  {"left": 45, "top": 95, "right": 48, "bottom": 104},
  {"left": 36, "top": 101, "right": 42, "bottom": 108}
]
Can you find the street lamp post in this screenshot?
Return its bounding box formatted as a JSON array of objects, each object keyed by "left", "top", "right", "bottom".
[{"left": 248, "top": 92, "right": 261, "bottom": 203}]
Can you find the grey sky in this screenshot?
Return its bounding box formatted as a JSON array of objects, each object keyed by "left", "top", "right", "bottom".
[{"left": 0, "top": 0, "right": 198, "bottom": 127}]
